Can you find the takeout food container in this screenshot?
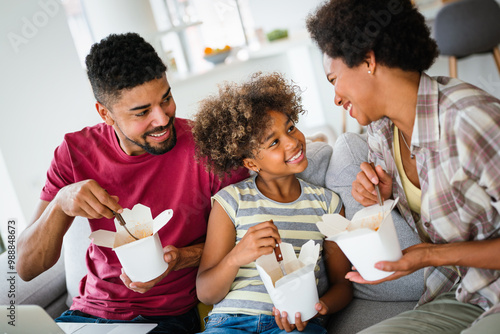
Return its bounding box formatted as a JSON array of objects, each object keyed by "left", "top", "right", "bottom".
[
  {"left": 317, "top": 199, "right": 402, "bottom": 281},
  {"left": 255, "top": 240, "right": 320, "bottom": 324},
  {"left": 89, "top": 204, "right": 173, "bottom": 282}
]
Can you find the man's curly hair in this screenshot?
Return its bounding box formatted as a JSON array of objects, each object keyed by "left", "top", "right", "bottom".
[
  {"left": 306, "top": 0, "right": 438, "bottom": 72},
  {"left": 192, "top": 72, "right": 305, "bottom": 178},
  {"left": 85, "top": 32, "right": 167, "bottom": 107}
]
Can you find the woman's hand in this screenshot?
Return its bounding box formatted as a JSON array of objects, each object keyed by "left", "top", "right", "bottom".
[
  {"left": 352, "top": 162, "right": 393, "bottom": 206},
  {"left": 226, "top": 220, "right": 281, "bottom": 268},
  {"left": 345, "top": 243, "right": 433, "bottom": 284}
]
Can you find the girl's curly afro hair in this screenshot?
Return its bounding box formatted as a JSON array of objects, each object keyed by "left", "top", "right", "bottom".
[
  {"left": 306, "top": 0, "right": 438, "bottom": 71},
  {"left": 192, "top": 72, "right": 305, "bottom": 178}
]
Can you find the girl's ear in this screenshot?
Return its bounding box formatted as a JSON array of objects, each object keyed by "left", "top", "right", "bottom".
[{"left": 243, "top": 158, "right": 260, "bottom": 173}]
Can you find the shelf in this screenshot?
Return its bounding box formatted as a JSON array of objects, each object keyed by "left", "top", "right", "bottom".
[{"left": 155, "top": 21, "right": 203, "bottom": 37}]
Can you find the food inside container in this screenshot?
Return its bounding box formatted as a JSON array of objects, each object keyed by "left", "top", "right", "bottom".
[
  {"left": 347, "top": 211, "right": 384, "bottom": 231},
  {"left": 114, "top": 224, "right": 154, "bottom": 247}
]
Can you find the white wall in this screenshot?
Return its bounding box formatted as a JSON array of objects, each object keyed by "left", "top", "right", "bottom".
[
  {"left": 0, "top": 0, "right": 98, "bottom": 227},
  {"left": 247, "top": 0, "right": 324, "bottom": 35}
]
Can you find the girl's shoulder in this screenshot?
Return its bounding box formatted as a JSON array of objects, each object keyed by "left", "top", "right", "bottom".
[
  {"left": 297, "top": 177, "right": 333, "bottom": 195},
  {"left": 297, "top": 177, "right": 342, "bottom": 214},
  {"left": 216, "top": 175, "right": 257, "bottom": 196}
]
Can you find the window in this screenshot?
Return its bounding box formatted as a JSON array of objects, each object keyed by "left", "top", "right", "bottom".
[{"left": 63, "top": 0, "right": 254, "bottom": 77}]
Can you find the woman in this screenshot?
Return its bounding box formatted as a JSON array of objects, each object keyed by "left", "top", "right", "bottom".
[{"left": 307, "top": 0, "right": 500, "bottom": 333}]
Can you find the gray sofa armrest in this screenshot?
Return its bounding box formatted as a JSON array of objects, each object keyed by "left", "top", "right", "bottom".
[
  {"left": 0, "top": 216, "right": 90, "bottom": 319},
  {"left": 0, "top": 249, "right": 67, "bottom": 318}
]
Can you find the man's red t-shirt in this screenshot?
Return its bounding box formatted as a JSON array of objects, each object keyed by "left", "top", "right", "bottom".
[{"left": 41, "top": 118, "right": 247, "bottom": 320}]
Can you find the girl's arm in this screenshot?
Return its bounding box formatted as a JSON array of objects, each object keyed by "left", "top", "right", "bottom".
[
  {"left": 196, "top": 200, "right": 281, "bottom": 305},
  {"left": 317, "top": 240, "right": 353, "bottom": 314}
]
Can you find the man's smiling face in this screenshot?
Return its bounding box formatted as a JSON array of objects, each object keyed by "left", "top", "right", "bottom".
[{"left": 97, "top": 74, "right": 177, "bottom": 156}]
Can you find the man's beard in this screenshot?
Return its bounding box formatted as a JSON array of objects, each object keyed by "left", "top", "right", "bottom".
[{"left": 127, "top": 123, "right": 177, "bottom": 155}]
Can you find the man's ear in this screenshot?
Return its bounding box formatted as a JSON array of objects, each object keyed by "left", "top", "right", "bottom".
[
  {"left": 243, "top": 158, "right": 259, "bottom": 173},
  {"left": 95, "top": 101, "right": 115, "bottom": 125}
]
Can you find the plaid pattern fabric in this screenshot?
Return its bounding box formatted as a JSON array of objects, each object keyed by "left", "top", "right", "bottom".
[{"left": 367, "top": 73, "right": 500, "bottom": 317}]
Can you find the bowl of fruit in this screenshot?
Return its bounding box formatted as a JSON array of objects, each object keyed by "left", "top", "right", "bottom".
[{"left": 203, "top": 45, "right": 231, "bottom": 65}]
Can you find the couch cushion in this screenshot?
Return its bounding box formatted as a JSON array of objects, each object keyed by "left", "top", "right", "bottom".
[
  {"left": 297, "top": 141, "right": 333, "bottom": 188},
  {"left": 326, "top": 298, "right": 417, "bottom": 333},
  {"left": 326, "top": 132, "right": 424, "bottom": 301}
]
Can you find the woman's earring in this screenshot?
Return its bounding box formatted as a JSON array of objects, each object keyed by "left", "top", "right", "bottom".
[
  {"left": 368, "top": 70, "right": 372, "bottom": 74},
  {"left": 256, "top": 168, "right": 260, "bottom": 173}
]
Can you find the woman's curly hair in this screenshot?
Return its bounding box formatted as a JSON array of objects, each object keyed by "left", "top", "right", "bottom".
[
  {"left": 192, "top": 72, "right": 305, "bottom": 178},
  {"left": 306, "top": 0, "right": 438, "bottom": 71},
  {"left": 85, "top": 33, "right": 167, "bottom": 108}
]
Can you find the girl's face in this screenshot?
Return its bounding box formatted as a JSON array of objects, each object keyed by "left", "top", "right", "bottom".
[
  {"left": 245, "top": 110, "right": 308, "bottom": 177},
  {"left": 323, "top": 54, "right": 380, "bottom": 126}
]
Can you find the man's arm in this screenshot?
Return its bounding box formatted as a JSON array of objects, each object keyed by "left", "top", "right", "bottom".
[
  {"left": 17, "top": 179, "right": 123, "bottom": 281},
  {"left": 17, "top": 200, "right": 73, "bottom": 281}
]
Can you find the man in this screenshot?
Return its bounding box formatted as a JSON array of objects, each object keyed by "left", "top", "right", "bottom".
[{"left": 17, "top": 32, "right": 247, "bottom": 333}]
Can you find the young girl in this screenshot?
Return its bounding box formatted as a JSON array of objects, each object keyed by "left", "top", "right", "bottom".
[{"left": 193, "top": 72, "right": 352, "bottom": 333}]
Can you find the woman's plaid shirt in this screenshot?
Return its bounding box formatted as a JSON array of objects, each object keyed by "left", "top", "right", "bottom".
[{"left": 367, "top": 73, "right": 500, "bottom": 318}]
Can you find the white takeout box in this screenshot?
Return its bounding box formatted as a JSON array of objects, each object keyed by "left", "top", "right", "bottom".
[
  {"left": 317, "top": 199, "right": 402, "bottom": 281},
  {"left": 255, "top": 240, "right": 320, "bottom": 324},
  {"left": 89, "top": 203, "right": 173, "bottom": 282}
]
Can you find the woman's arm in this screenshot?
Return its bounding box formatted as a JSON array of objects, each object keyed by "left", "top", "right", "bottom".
[
  {"left": 196, "top": 201, "right": 280, "bottom": 305},
  {"left": 346, "top": 238, "right": 500, "bottom": 284}
]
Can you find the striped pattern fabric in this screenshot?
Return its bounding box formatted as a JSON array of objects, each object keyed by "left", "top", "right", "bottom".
[
  {"left": 210, "top": 175, "right": 342, "bottom": 316},
  {"left": 367, "top": 73, "right": 500, "bottom": 317}
]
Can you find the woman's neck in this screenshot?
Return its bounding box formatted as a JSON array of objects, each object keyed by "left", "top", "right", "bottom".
[
  {"left": 378, "top": 68, "right": 420, "bottom": 137},
  {"left": 255, "top": 174, "right": 301, "bottom": 203}
]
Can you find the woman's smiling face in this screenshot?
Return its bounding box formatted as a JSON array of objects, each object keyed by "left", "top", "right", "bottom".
[{"left": 323, "top": 54, "right": 380, "bottom": 127}]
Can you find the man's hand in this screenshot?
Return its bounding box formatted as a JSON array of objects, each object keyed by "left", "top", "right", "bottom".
[
  {"left": 120, "top": 244, "right": 202, "bottom": 293},
  {"left": 352, "top": 162, "right": 393, "bottom": 206},
  {"left": 55, "top": 179, "right": 123, "bottom": 219}
]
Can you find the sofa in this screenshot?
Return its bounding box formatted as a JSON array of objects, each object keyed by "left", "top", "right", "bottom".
[{"left": 0, "top": 132, "right": 424, "bottom": 333}]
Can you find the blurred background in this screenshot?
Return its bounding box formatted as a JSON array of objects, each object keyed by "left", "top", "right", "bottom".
[{"left": 1, "top": 0, "right": 499, "bottom": 247}]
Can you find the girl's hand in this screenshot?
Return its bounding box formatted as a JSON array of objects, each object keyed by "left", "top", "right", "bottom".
[
  {"left": 227, "top": 220, "right": 281, "bottom": 268},
  {"left": 315, "top": 300, "right": 329, "bottom": 316},
  {"left": 352, "top": 162, "right": 393, "bottom": 206},
  {"left": 273, "top": 307, "right": 310, "bottom": 332}
]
